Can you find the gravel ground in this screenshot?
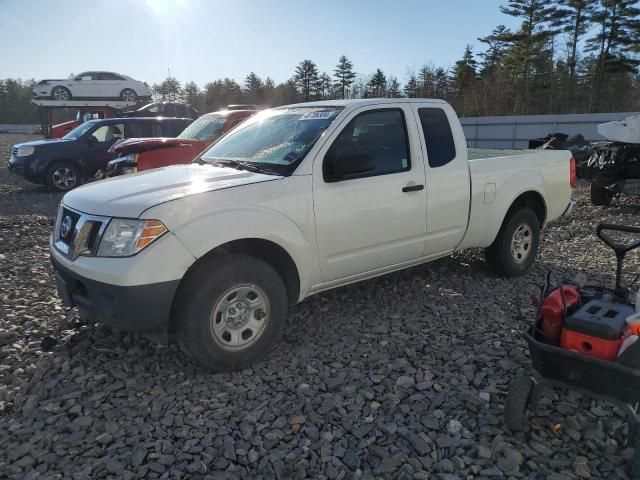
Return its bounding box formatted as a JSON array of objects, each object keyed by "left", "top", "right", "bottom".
[{"left": 1, "top": 133, "right": 640, "bottom": 479}]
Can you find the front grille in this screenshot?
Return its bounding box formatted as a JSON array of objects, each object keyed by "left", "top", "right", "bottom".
[
  {"left": 59, "top": 207, "right": 81, "bottom": 246},
  {"left": 12, "top": 147, "right": 18, "bottom": 157},
  {"left": 54, "top": 205, "right": 109, "bottom": 260}
]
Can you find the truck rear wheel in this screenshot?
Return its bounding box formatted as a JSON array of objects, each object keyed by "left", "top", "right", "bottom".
[
  {"left": 590, "top": 184, "right": 613, "bottom": 206},
  {"left": 485, "top": 208, "right": 540, "bottom": 277},
  {"left": 174, "top": 254, "right": 288, "bottom": 371}
]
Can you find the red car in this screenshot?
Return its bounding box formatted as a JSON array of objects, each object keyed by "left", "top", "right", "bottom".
[
  {"left": 104, "top": 109, "right": 257, "bottom": 176},
  {"left": 51, "top": 107, "right": 116, "bottom": 138}
]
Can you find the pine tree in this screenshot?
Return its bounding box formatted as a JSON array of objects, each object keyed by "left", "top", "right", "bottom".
[
  {"left": 365, "top": 69, "right": 387, "bottom": 98},
  {"left": 403, "top": 73, "right": 419, "bottom": 98},
  {"left": 499, "top": 0, "right": 559, "bottom": 113},
  {"left": 183, "top": 81, "right": 200, "bottom": 108},
  {"left": 152, "top": 77, "right": 182, "bottom": 102},
  {"left": 586, "top": 0, "right": 640, "bottom": 111},
  {"left": 333, "top": 55, "right": 357, "bottom": 99},
  {"left": 244, "top": 72, "right": 264, "bottom": 104},
  {"left": 556, "top": 0, "right": 597, "bottom": 90},
  {"left": 387, "top": 77, "right": 403, "bottom": 97},
  {"left": 478, "top": 25, "right": 512, "bottom": 74},
  {"left": 294, "top": 60, "right": 320, "bottom": 101},
  {"left": 315, "top": 72, "right": 332, "bottom": 99}
]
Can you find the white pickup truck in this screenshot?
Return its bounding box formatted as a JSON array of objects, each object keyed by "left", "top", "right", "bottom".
[{"left": 50, "top": 99, "right": 575, "bottom": 370}]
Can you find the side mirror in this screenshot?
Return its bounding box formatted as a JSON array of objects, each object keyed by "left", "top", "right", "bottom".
[{"left": 325, "top": 152, "right": 375, "bottom": 182}]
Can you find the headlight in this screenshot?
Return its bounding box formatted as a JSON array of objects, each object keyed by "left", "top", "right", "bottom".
[
  {"left": 97, "top": 219, "right": 167, "bottom": 257},
  {"left": 16, "top": 146, "right": 35, "bottom": 157},
  {"left": 107, "top": 155, "right": 138, "bottom": 175}
]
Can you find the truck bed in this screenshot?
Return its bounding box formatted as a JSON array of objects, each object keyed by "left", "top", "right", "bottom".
[{"left": 468, "top": 148, "right": 538, "bottom": 160}]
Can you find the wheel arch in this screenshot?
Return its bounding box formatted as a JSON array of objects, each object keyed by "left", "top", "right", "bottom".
[
  {"left": 169, "top": 238, "right": 301, "bottom": 334},
  {"left": 503, "top": 190, "right": 547, "bottom": 228},
  {"left": 489, "top": 189, "right": 547, "bottom": 245}
]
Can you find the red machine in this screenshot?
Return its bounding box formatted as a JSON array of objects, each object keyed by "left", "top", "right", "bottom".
[
  {"left": 51, "top": 107, "right": 117, "bottom": 138},
  {"left": 539, "top": 286, "right": 581, "bottom": 345}
]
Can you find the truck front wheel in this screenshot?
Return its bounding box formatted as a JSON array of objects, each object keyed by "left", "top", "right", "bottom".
[
  {"left": 485, "top": 208, "right": 540, "bottom": 277},
  {"left": 174, "top": 254, "right": 288, "bottom": 371}
]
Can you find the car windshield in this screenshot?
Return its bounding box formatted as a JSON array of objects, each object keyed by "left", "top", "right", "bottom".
[
  {"left": 179, "top": 114, "right": 226, "bottom": 141},
  {"left": 62, "top": 121, "right": 95, "bottom": 140},
  {"left": 200, "top": 107, "right": 343, "bottom": 175}
]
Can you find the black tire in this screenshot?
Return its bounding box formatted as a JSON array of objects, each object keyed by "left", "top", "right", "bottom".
[
  {"left": 590, "top": 183, "right": 613, "bottom": 206},
  {"left": 504, "top": 376, "right": 534, "bottom": 432},
  {"left": 120, "top": 88, "right": 138, "bottom": 102},
  {"left": 51, "top": 86, "right": 71, "bottom": 101},
  {"left": 632, "top": 446, "right": 640, "bottom": 479},
  {"left": 46, "top": 162, "right": 82, "bottom": 192},
  {"left": 174, "top": 254, "right": 288, "bottom": 371},
  {"left": 485, "top": 208, "right": 540, "bottom": 277}
]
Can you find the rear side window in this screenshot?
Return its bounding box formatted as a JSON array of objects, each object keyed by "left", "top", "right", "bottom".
[
  {"left": 126, "top": 122, "right": 162, "bottom": 138},
  {"left": 98, "top": 72, "right": 125, "bottom": 81},
  {"left": 418, "top": 108, "right": 456, "bottom": 168}
]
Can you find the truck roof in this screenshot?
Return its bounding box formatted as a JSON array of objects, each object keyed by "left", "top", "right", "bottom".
[{"left": 282, "top": 98, "right": 450, "bottom": 109}]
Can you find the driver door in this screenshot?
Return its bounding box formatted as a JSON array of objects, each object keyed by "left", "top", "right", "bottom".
[
  {"left": 312, "top": 105, "right": 427, "bottom": 283},
  {"left": 73, "top": 72, "right": 100, "bottom": 98}
]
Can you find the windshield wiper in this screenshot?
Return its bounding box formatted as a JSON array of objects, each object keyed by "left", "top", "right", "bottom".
[{"left": 210, "top": 159, "right": 276, "bottom": 175}]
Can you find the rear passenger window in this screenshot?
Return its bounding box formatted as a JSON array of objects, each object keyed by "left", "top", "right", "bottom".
[
  {"left": 126, "top": 122, "right": 162, "bottom": 138},
  {"left": 324, "top": 109, "right": 410, "bottom": 182},
  {"left": 418, "top": 108, "right": 456, "bottom": 168}
]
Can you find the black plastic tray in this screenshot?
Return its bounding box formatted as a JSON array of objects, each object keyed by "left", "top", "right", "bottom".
[{"left": 525, "top": 327, "right": 640, "bottom": 404}]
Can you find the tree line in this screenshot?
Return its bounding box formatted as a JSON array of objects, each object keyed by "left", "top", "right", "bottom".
[{"left": 2, "top": 0, "right": 638, "bottom": 124}]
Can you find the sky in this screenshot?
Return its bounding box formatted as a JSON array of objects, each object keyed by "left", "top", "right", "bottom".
[{"left": 0, "top": 0, "right": 521, "bottom": 86}]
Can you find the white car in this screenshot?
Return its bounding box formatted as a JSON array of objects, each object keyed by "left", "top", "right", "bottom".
[
  {"left": 50, "top": 99, "right": 575, "bottom": 370},
  {"left": 33, "top": 71, "right": 152, "bottom": 103}
]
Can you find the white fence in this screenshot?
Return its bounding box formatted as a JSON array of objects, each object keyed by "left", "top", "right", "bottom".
[
  {"left": 460, "top": 112, "right": 639, "bottom": 149},
  {"left": 0, "top": 124, "right": 40, "bottom": 134}
]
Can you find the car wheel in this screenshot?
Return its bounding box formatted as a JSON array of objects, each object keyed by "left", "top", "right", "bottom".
[
  {"left": 46, "top": 162, "right": 81, "bottom": 192},
  {"left": 590, "top": 183, "right": 613, "bottom": 206},
  {"left": 174, "top": 254, "right": 288, "bottom": 371},
  {"left": 51, "top": 86, "right": 71, "bottom": 101},
  {"left": 485, "top": 208, "right": 540, "bottom": 277},
  {"left": 120, "top": 89, "right": 138, "bottom": 103}
]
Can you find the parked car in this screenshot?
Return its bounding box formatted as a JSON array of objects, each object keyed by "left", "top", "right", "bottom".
[
  {"left": 103, "top": 109, "right": 257, "bottom": 177},
  {"left": 51, "top": 108, "right": 118, "bottom": 139},
  {"left": 119, "top": 102, "right": 199, "bottom": 119},
  {"left": 8, "top": 117, "right": 192, "bottom": 191},
  {"left": 32, "top": 72, "right": 152, "bottom": 102},
  {"left": 50, "top": 99, "right": 575, "bottom": 370}
]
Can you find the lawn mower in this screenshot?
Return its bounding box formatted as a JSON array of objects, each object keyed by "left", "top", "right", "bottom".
[{"left": 505, "top": 223, "right": 640, "bottom": 477}]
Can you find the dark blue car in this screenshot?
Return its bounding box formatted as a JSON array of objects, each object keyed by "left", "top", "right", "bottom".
[{"left": 8, "top": 117, "right": 192, "bottom": 191}]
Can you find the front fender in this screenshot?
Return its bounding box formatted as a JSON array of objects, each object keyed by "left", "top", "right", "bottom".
[{"left": 144, "top": 204, "right": 317, "bottom": 300}]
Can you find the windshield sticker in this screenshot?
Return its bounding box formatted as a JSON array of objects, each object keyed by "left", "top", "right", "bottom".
[{"left": 299, "top": 111, "right": 337, "bottom": 121}]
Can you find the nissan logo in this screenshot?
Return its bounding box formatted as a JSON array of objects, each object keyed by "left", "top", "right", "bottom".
[{"left": 60, "top": 215, "right": 73, "bottom": 239}]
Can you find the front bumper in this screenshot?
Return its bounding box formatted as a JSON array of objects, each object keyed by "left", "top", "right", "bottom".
[
  {"left": 52, "top": 256, "right": 179, "bottom": 333},
  {"left": 8, "top": 156, "right": 43, "bottom": 184}
]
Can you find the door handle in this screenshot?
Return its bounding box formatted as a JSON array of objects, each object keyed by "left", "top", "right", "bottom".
[{"left": 402, "top": 184, "right": 424, "bottom": 193}]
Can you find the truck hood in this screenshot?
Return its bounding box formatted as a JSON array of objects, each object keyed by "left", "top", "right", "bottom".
[
  {"left": 63, "top": 164, "right": 282, "bottom": 218},
  {"left": 110, "top": 137, "right": 205, "bottom": 155}
]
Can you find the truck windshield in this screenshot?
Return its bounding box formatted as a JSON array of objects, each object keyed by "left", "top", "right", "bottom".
[
  {"left": 199, "top": 107, "right": 343, "bottom": 175},
  {"left": 63, "top": 121, "right": 95, "bottom": 140},
  {"left": 178, "top": 114, "right": 225, "bottom": 141}
]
